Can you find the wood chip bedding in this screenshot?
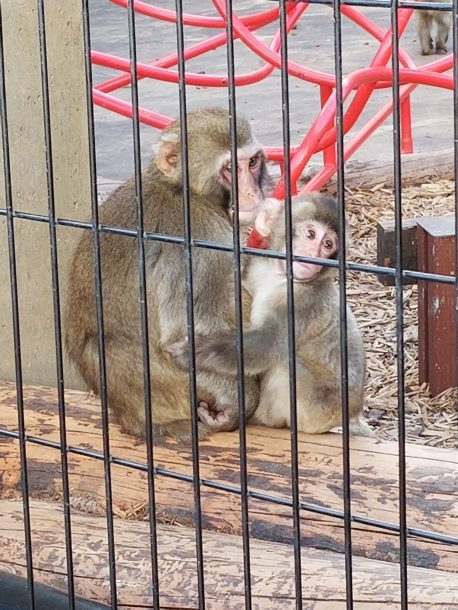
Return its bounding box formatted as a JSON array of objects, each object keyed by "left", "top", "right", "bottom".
[{"left": 344, "top": 179, "right": 457, "bottom": 447}]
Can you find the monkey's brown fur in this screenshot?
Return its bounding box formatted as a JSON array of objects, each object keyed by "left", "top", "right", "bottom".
[
  {"left": 65, "top": 108, "right": 270, "bottom": 441},
  {"left": 173, "top": 194, "right": 373, "bottom": 437},
  {"left": 416, "top": 2, "right": 452, "bottom": 55}
]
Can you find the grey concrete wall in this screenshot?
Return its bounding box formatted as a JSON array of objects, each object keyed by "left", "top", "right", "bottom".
[{"left": 0, "top": 1, "right": 91, "bottom": 389}]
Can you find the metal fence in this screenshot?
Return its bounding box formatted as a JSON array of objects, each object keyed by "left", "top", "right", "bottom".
[{"left": 0, "top": 1, "right": 457, "bottom": 608}]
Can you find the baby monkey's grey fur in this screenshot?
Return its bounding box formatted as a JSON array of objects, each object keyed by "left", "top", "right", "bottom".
[
  {"left": 173, "top": 194, "right": 373, "bottom": 437},
  {"left": 65, "top": 108, "right": 270, "bottom": 442},
  {"left": 416, "top": 1, "right": 452, "bottom": 55}
]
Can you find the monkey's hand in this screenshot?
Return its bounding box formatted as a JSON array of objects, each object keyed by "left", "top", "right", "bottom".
[
  {"left": 169, "top": 334, "right": 238, "bottom": 375},
  {"left": 168, "top": 337, "right": 190, "bottom": 370}
]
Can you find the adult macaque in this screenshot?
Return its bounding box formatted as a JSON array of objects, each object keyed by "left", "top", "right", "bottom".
[
  {"left": 65, "top": 108, "right": 270, "bottom": 441},
  {"left": 172, "top": 194, "right": 373, "bottom": 437},
  {"left": 416, "top": 2, "right": 452, "bottom": 55}
]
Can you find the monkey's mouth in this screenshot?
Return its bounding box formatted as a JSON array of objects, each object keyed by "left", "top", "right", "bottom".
[
  {"left": 292, "top": 261, "right": 323, "bottom": 281},
  {"left": 230, "top": 204, "right": 260, "bottom": 224},
  {"left": 279, "top": 259, "right": 323, "bottom": 281}
]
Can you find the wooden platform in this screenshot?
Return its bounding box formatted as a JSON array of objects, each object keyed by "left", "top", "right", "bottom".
[{"left": 0, "top": 380, "right": 457, "bottom": 608}]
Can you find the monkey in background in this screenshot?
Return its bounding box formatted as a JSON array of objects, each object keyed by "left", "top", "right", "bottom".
[
  {"left": 65, "top": 108, "right": 271, "bottom": 442},
  {"left": 172, "top": 194, "right": 373, "bottom": 437},
  {"left": 416, "top": 1, "right": 452, "bottom": 55}
]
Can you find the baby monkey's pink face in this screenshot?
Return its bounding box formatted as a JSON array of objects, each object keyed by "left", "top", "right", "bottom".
[{"left": 283, "top": 220, "right": 338, "bottom": 281}]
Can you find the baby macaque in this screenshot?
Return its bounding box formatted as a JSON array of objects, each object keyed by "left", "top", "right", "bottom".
[
  {"left": 172, "top": 194, "right": 373, "bottom": 437},
  {"left": 416, "top": 2, "right": 452, "bottom": 55}
]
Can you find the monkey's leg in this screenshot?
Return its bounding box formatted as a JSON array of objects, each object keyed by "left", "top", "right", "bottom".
[
  {"left": 297, "top": 389, "right": 344, "bottom": 434},
  {"left": 109, "top": 383, "right": 211, "bottom": 442},
  {"left": 435, "top": 14, "right": 451, "bottom": 53},
  {"left": 88, "top": 339, "right": 211, "bottom": 442},
  {"left": 416, "top": 12, "right": 434, "bottom": 54},
  {"left": 295, "top": 391, "right": 374, "bottom": 435},
  {"left": 281, "top": 364, "right": 368, "bottom": 435},
  {"left": 247, "top": 365, "right": 342, "bottom": 433}
]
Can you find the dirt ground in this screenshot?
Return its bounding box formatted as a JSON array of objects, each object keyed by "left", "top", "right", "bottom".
[{"left": 342, "top": 177, "right": 457, "bottom": 448}]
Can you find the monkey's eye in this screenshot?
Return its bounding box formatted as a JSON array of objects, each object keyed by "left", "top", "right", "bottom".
[
  {"left": 305, "top": 228, "right": 316, "bottom": 240},
  {"left": 225, "top": 162, "right": 232, "bottom": 173},
  {"left": 249, "top": 155, "right": 260, "bottom": 168},
  {"left": 323, "top": 239, "right": 335, "bottom": 251}
]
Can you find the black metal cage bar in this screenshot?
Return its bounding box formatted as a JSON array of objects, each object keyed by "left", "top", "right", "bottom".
[
  {"left": 125, "top": 1, "right": 161, "bottom": 606},
  {"left": 389, "top": 0, "right": 409, "bottom": 606},
  {"left": 224, "top": 2, "right": 254, "bottom": 607},
  {"left": 278, "top": 2, "right": 304, "bottom": 608},
  {"left": 0, "top": 0, "right": 457, "bottom": 608},
  {"left": 174, "top": 2, "right": 207, "bottom": 608}
]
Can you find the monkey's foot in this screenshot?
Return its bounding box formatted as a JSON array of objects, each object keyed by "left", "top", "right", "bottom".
[
  {"left": 156, "top": 418, "right": 210, "bottom": 442},
  {"left": 349, "top": 417, "right": 376, "bottom": 438},
  {"left": 197, "top": 404, "right": 237, "bottom": 432}
]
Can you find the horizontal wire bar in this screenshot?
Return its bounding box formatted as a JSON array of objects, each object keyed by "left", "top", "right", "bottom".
[
  {"left": 0, "top": 207, "right": 454, "bottom": 284},
  {"left": 271, "top": 0, "right": 454, "bottom": 11},
  {"left": 0, "top": 426, "right": 456, "bottom": 546}
]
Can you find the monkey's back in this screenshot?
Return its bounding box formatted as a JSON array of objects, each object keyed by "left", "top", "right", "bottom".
[{"left": 64, "top": 169, "right": 244, "bottom": 424}]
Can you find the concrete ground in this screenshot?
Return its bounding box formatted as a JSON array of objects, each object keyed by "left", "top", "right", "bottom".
[{"left": 88, "top": 0, "right": 454, "bottom": 192}]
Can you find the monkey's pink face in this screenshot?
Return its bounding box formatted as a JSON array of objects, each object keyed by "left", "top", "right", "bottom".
[
  {"left": 283, "top": 221, "right": 338, "bottom": 281},
  {"left": 220, "top": 151, "right": 265, "bottom": 224}
]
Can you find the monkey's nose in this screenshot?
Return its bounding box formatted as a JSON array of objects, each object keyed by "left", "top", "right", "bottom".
[
  {"left": 248, "top": 186, "right": 263, "bottom": 201},
  {"left": 305, "top": 247, "right": 321, "bottom": 259}
]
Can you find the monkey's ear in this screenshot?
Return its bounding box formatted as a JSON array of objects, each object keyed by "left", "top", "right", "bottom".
[
  {"left": 255, "top": 197, "right": 283, "bottom": 236},
  {"left": 154, "top": 135, "right": 180, "bottom": 178}
]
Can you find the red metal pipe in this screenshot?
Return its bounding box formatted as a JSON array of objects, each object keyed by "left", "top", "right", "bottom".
[{"left": 92, "top": 3, "right": 455, "bottom": 197}]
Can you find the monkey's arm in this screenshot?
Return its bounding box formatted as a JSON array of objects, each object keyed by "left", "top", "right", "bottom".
[{"left": 170, "top": 322, "right": 285, "bottom": 377}]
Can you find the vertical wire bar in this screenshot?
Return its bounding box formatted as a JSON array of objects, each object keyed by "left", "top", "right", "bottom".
[
  {"left": 0, "top": 7, "right": 35, "bottom": 608},
  {"left": 390, "top": 1, "right": 408, "bottom": 607},
  {"left": 35, "top": 3, "right": 75, "bottom": 604},
  {"left": 453, "top": 0, "right": 458, "bottom": 420},
  {"left": 174, "top": 2, "right": 206, "bottom": 607},
  {"left": 224, "top": 3, "right": 252, "bottom": 607},
  {"left": 332, "top": 0, "right": 354, "bottom": 606},
  {"left": 126, "top": 3, "right": 160, "bottom": 606},
  {"left": 81, "top": 2, "right": 118, "bottom": 606},
  {"left": 278, "top": 3, "right": 303, "bottom": 607}
]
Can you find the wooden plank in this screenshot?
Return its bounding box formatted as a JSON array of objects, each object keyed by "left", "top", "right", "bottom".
[
  {"left": 376, "top": 217, "right": 418, "bottom": 286},
  {"left": 1, "top": 499, "right": 458, "bottom": 609},
  {"left": 417, "top": 216, "right": 457, "bottom": 395},
  {"left": 340, "top": 148, "right": 454, "bottom": 190},
  {"left": 0, "top": 380, "right": 457, "bottom": 574}
]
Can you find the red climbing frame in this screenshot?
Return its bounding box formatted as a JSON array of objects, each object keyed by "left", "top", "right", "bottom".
[{"left": 92, "top": 0, "right": 454, "bottom": 198}]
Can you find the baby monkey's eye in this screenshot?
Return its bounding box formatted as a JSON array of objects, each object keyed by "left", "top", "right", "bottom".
[
  {"left": 249, "top": 155, "right": 260, "bottom": 168},
  {"left": 305, "top": 228, "right": 316, "bottom": 240},
  {"left": 225, "top": 162, "right": 232, "bottom": 172},
  {"left": 323, "top": 239, "right": 335, "bottom": 251}
]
